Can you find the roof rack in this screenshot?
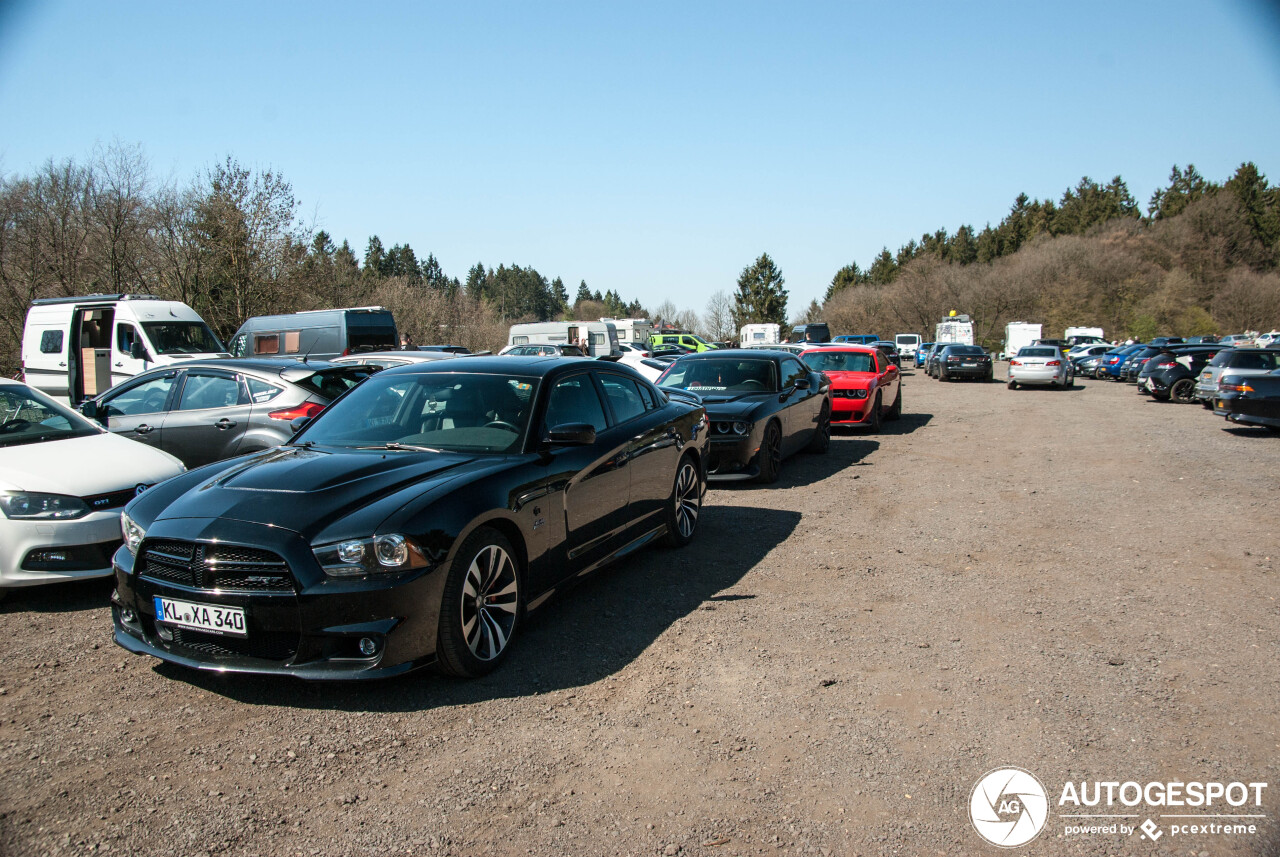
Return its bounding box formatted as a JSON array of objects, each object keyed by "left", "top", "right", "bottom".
[{"left": 31, "top": 293, "right": 164, "bottom": 306}]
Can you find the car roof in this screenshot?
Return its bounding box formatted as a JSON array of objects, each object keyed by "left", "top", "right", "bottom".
[
  {"left": 800, "top": 344, "right": 875, "bottom": 354},
  {"left": 679, "top": 348, "right": 788, "bottom": 360},
  {"left": 372, "top": 354, "right": 605, "bottom": 379}
]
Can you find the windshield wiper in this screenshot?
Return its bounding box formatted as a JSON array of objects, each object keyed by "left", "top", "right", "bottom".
[{"left": 359, "top": 442, "right": 443, "bottom": 453}]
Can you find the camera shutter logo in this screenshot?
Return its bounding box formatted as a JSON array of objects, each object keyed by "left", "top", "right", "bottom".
[{"left": 969, "top": 767, "right": 1050, "bottom": 847}]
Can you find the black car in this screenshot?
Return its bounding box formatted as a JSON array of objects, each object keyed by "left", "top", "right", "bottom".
[
  {"left": 1213, "top": 369, "right": 1280, "bottom": 431},
  {"left": 936, "top": 345, "right": 993, "bottom": 381},
  {"left": 923, "top": 342, "right": 951, "bottom": 377},
  {"left": 656, "top": 349, "right": 830, "bottom": 482},
  {"left": 1141, "top": 346, "right": 1223, "bottom": 402},
  {"left": 111, "top": 357, "right": 708, "bottom": 679},
  {"left": 80, "top": 359, "right": 376, "bottom": 469},
  {"left": 1123, "top": 346, "right": 1163, "bottom": 382}
]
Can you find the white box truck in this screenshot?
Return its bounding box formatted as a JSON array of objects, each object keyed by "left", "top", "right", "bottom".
[
  {"left": 935, "top": 315, "right": 975, "bottom": 347},
  {"left": 22, "top": 293, "right": 227, "bottom": 404},
  {"left": 1002, "top": 322, "right": 1042, "bottom": 360},
  {"left": 739, "top": 323, "right": 780, "bottom": 346}
]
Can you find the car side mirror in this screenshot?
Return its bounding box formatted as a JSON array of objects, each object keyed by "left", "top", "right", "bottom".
[
  {"left": 290, "top": 416, "right": 312, "bottom": 434},
  {"left": 130, "top": 341, "right": 147, "bottom": 360},
  {"left": 80, "top": 400, "right": 101, "bottom": 423},
  {"left": 546, "top": 423, "right": 596, "bottom": 445},
  {"left": 794, "top": 377, "right": 811, "bottom": 390}
]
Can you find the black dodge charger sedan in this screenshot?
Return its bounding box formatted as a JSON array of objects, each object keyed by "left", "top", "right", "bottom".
[
  {"left": 657, "top": 349, "right": 830, "bottom": 482},
  {"left": 111, "top": 357, "right": 708, "bottom": 680}
]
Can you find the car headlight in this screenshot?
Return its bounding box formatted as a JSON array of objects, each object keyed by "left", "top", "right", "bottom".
[
  {"left": 852, "top": 389, "right": 868, "bottom": 399},
  {"left": 0, "top": 491, "right": 90, "bottom": 520},
  {"left": 121, "top": 511, "right": 146, "bottom": 554},
  {"left": 313, "top": 534, "right": 431, "bottom": 577},
  {"left": 732, "top": 421, "right": 750, "bottom": 435}
]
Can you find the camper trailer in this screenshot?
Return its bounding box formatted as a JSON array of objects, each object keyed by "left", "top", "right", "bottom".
[
  {"left": 507, "top": 321, "right": 620, "bottom": 357},
  {"left": 21, "top": 294, "right": 226, "bottom": 404},
  {"left": 739, "top": 323, "right": 781, "bottom": 346},
  {"left": 935, "top": 314, "right": 975, "bottom": 347}
]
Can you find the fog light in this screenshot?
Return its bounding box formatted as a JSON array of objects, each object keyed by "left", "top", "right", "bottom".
[
  {"left": 358, "top": 637, "right": 378, "bottom": 656},
  {"left": 121, "top": 607, "right": 136, "bottom": 624}
]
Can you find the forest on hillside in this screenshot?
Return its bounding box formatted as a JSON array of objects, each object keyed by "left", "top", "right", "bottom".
[
  {"left": 815, "top": 163, "right": 1280, "bottom": 348},
  {"left": 3, "top": 145, "right": 1278, "bottom": 374},
  {"left": 0, "top": 145, "right": 651, "bottom": 374}
]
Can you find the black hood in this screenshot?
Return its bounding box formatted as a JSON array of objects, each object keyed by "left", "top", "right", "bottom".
[
  {"left": 699, "top": 393, "right": 774, "bottom": 419},
  {"left": 152, "top": 445, "right": 478, "bottom": 537}
]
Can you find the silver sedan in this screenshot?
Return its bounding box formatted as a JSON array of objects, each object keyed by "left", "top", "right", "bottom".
[{"left": 1008, "top": 346, "right": 1073, "bottom": 389}]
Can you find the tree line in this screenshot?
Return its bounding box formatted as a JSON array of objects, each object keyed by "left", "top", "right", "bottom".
[
  {"left": 820, "top": 163, "right": 1280, "bottom": 347},
  {"left": 0, "top": 144, "right": 653, "bottom": 373}
]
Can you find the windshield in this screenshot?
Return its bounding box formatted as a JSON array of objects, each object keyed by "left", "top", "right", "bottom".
[
  {"left": 802, "top": 351, "right": 874, "bottom": 373},
  {"left": 0, "top": 385, "right": 102, "bottom": 448},
  {"left": 1017, "top": 347, "right": 1058, "bottom": 357},
  {"left": 295, "top": 372, "right": 538, "bottom": 454},
  {"left": 659, "top": 358, "right": 778, "bottom": 393},
  {"left": 142, "top": 321, "right": 224, "bottom": 355},
  {"left": 944, "top": 346, "right": 984, "bottom": 356}
]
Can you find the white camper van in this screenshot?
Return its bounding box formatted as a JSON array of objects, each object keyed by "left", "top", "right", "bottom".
[
  {"left": 739, "top": 323, "right": 781, "bottom": 346},
  {"left": 1064, "top": 326, "right": 1106, "bottom": 346},
  {"left": 935, "top": 315, "right": 975, "bottom": 347},
  {"left": 1002, "top": 322, "right": 1042, "bottom": 360},
  {"left": 506, "top": 321, "right": 620, "bottom": 357},
  {"left": 22, "top": 294, "right": 227, "bottom": 404}
]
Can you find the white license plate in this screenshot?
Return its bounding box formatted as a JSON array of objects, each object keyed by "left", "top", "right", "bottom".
[
  {"left": 154, "top": 596, "right": 247, "bottom": 637},
  {"left": 963, "top": 362, "right": 976, "bottom": 367}
]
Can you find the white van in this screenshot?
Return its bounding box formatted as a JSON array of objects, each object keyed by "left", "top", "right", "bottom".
[
  {"left": 1002, "top": 322, "right": 1042, "bottom": 360},
  {"left": 601, "top": 318, "right": 654, "bottom": 348},
  {"left": 22, "top": 294, "right": 227, "bottom": 404},
  {"left": 506, "top": 321, "right": 620, "bottom": 357},
  {"left": 740, "top": 323, "right": 780, "bottom": 346},
  {"left": 893, "top": 333, "right": 922, "bottom": 361}
]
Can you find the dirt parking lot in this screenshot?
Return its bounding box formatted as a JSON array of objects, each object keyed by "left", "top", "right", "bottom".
[{"left": 1, "top": 367, "right": 1278, "bottom": 857}]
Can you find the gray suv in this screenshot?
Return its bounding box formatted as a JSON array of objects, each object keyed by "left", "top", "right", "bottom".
[{"left": 1193, "top": 348, "right": 1280, "bottom": 406}]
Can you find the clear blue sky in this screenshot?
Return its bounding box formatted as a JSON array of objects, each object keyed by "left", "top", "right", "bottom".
[{"left": 2, "top": 0, "right": 1278, "bottom": 315}]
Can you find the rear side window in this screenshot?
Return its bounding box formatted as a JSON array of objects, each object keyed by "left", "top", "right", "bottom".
[
  {"left": 177, "top": 373, "right": 243, "bottom": 411},
  {"left": 39, "top": 330, "right": 63, "bottom": 354},
  {"left": 512, "top": 336, "right": 529, "bottom": 345},
  {"left": 599, "top": 375, "right": 648, "bottom": 424},
  {"left": 246, "top": 377, "right": 284, "bottom": 403}
]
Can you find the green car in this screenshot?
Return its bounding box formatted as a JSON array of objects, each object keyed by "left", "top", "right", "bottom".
[{"left": 649, "top": 333, "right": 719, "bottom": 352}]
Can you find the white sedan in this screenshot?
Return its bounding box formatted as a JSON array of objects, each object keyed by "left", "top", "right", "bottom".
[
  {"left": 1008, "top": 346, "right": 1074, "bottom": 389},
  {"left": 0, "top": 379, "right": 185, "bottom": 595}
]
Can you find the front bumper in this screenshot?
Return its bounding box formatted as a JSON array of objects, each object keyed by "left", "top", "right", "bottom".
[
  {"left": 112, "top": 518, "right": 449, "bottom": 679},
  {"left": 0, "top": 511, "right": 125, "bottom": 588},
  {"left": 705, "top": 434, "right": 761, "bottom": 480}
]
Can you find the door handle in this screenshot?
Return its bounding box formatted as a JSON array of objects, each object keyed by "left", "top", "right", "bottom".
[
  {"left": 134, "top": 424, "right": 153, "bottom": 434},
  {"left": 58, "top": 362, "right": 67, "bottom": 367},
  {"left": 216, "top": 419, "right": 237, "bottom": 429},
  {"left": 114, "top": 361, "right": 124, "bottom": 367}
]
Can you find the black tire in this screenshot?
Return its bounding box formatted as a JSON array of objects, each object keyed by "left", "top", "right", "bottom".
[
  {"left": 867, "top": 392, "right": 882, "bottom": 432},
  {"left": 755, "top": 421, "right": 783, "bottom": 484},
  {"left": 806, "top": 401, "right": 831, "bottom": 453},
  {"left": 436, "top": 527, "right": 524, "bottom": 678},
  {"left": 887, "top": 386, "right": 902, "bottom": 421},
  {"left": 1007, "top": 379, "right": 1017, "bottom": 390},
  {"left": 663, "top": 454, "right": 702, "bottom": 547},
  {"left": 1170, "top": 378, "right": 1196, "bottom": 404},
  {"left": 1063, "top": 373, "right": 1074, "bottom": 389},
  {"left": 939, "top": 368, "right": 949, "bottom": 381},
  {"left": 1201, "top": 400, "right": 1213, "bottom": 410}
]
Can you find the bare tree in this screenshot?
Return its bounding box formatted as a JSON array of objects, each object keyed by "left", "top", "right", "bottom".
[{"left": 703, "top": 290, "right": 734, "bottom": 341}]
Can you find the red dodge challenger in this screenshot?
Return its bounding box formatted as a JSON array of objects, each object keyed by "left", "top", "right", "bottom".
[{"left": 800, "top": 346, "right": 902, "bottom": 430}]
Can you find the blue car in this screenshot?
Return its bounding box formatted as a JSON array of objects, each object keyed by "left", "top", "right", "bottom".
[
  {"left": 1097, "top": 343, "right": 1145, "bottom": 380},
  {"left": 832, "top": 334, "right": 881, "bottom": 345},
  {"left": 916, "top": 342, "right": 935, "bottom": 367}
]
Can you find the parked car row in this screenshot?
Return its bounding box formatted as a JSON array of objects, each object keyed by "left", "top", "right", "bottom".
[
  {"left": 8, "top": 341, "right": 926, "bottom": 683},
  {"left": 920, "top": 343, "right": 995, "bottom": 383}
]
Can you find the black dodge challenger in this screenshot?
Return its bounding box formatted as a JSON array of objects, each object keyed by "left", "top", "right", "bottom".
[
  {"left": 657, "top": 349, "right": 831, "bottom": 482},
  {"left": 111, "top": 356, "right": 708, "bottom": 680}
]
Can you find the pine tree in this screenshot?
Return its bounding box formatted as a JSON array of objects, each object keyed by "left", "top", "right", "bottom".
[
  {"left": 732, "top": 253, "right": 788, "bottom": 327},
  {"left": 868, "top": 249, "right": 898, "bottom": 284},
  {"left": 825, "top": 262, "right": 866, "bottom": 301},
  {"left": 551, "top": 276, "right": 570, "bottom": 311},
  {"left": 575, "top": 280, "right": 592, "bottom": 304},
  {"left": 363, "top": 236, "right": 386, "bottom": 279}
]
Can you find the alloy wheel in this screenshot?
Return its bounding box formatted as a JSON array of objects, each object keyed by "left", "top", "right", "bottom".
[
  {"left": 673, "top": 460, "right": 700, "bottom": 538},
  {"left": 461, "top": 544, "right": 519, "bottom": 661}
]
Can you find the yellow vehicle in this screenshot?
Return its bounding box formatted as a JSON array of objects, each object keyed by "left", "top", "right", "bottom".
[{"left": 649, "top": 332, "right": 718, "bottom": 352}]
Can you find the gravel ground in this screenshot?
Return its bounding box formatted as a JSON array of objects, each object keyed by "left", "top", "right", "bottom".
[{"left": 1, "top": 367, "right": 1277, "bottom": 857}]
